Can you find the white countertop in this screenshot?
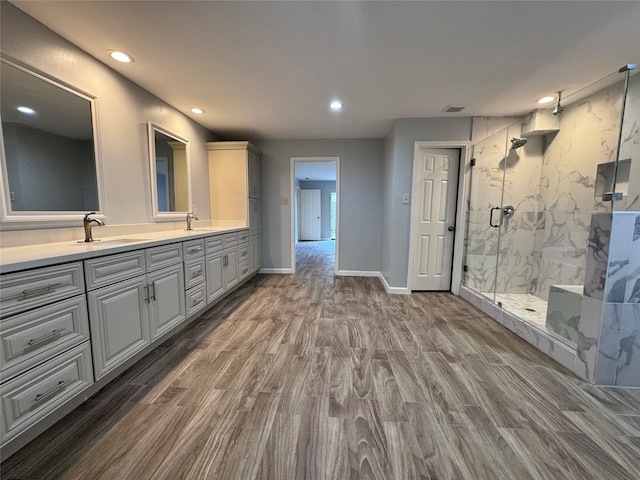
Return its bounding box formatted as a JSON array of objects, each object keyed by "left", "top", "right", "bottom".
[{"left": 0, "top": 226, "right": 246, "bottom": 274}]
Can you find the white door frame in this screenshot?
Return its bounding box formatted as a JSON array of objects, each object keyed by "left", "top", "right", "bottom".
[
  {"left": 290, "top": 156, "right": 340, "bottom": 275},
  {"left": 407, "top": 141, "right": 470, "bottom": 293}
]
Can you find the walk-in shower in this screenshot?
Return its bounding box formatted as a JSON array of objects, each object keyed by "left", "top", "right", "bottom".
[{"left": 463, "top": 65, "right": 639, "bottom": 353}]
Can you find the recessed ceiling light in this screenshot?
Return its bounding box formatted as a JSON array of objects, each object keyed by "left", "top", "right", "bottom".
[
  {"left": 17, "top": 106, "right": 36, "bottom": 115},
  {"left": 330, "top": 100, "right": 343, "bottom": 111},
  {"left": 191, "top": 108, "right": 205, "bottom": 115},
  {"left": 537, "top": 96, "right": 555, "bottom": 104},
  {"left": 107, "top": 50, "right": 135, "bottom": 63}
]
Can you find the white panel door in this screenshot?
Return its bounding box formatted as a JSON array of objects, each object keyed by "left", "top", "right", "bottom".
[
  {"left": 411, "top": 148, "right": 460, "bottom": 290},
  {"left": 300, "top": 189, "right": 321, "bottom": 241}
]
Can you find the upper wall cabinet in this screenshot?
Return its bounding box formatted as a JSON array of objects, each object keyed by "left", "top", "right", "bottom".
[
  {"left": 148, "top": 123, "right": 192, "bottom": 220},
  {"left": 0, "top": 58, "right": 105, "bottom": 224},
  {"left": 207, "top": 141, "right": 261, "bottom": 227}
]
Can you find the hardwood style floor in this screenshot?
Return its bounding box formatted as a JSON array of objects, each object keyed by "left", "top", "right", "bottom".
[{"left": 3, "top": 240, "right": 640, "bottom": 479}]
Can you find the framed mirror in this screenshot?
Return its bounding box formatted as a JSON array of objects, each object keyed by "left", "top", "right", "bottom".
[
  {"left": 148, "top": 123, "right": 191, "bottom": 219},
  {"left": 0, "top": 57, "right": 104, "bottom": 224}
]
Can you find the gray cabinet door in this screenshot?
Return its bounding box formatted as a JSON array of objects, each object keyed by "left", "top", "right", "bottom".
[{"left": 87, "top": 276, "right": 150, "bottom": 380}]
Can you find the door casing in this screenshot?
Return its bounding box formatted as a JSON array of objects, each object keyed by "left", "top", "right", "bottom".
[
  {"left": 408, "top": 141, "right": 470, "bottom": 293},
  {"left": 290, "top": 157, "right": 340, "bottom": 274}
]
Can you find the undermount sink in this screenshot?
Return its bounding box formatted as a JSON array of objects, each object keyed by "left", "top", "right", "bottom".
[{"left": 75, "top": 238, "right": 150, "bottom": 246}]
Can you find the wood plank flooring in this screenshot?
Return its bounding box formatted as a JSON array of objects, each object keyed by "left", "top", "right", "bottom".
[{"left": 3, "top": 240, "right": 640, "bottom": 479}]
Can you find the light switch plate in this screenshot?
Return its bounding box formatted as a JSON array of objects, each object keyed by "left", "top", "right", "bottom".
[
  {"left": 402, "top": 194, "right": 410, "bottom": 204},
  {"left": 280, "top": 197, "right": 289, "bottom": 205}
]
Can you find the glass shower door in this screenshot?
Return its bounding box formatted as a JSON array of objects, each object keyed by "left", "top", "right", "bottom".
[{"left": 463, "top": 128, "right": 509, "bottom": 301}]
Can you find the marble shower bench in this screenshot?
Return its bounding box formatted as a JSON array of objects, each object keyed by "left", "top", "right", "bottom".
[{"left": 545, "top": 285, "right": 583, "bottom": 346}]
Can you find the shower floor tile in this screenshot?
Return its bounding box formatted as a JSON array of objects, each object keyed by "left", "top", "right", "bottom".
[{"left": 482, "top": 292, "right": 548, "bottom": 329}]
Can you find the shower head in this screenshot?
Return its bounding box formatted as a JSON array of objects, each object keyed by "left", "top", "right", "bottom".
[
  {"left": 510, "top": 137, "right": 527, "bottom": 149},
  {"left": 552, "top": 90, "right": 564, "bottom": 116}
]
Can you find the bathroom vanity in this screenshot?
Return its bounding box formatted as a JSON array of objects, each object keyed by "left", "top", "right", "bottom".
[{"left": 0, "top": 226, "right": 258, "bottom": 456}]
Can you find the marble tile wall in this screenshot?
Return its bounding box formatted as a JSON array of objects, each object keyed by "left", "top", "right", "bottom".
[
  {"left": 576, "top": 212, "right": 640, "bottom": 386},
  {"left": 532, "top": 80, "right": 626, "bottom": 301}
]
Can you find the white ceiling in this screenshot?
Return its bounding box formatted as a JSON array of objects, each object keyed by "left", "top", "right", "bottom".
[{"left": 10, "top": 1, "right": 640, "bottom": 141}]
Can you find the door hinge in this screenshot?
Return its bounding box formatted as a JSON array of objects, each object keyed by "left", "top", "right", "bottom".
[
  {"left": 463, "top": 265, "right": 469, "bottom": 272},
  {"left": 470, "top": 158, "right": 476, "bottom": 167}
]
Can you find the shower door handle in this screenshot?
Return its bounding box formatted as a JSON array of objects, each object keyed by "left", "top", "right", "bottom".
[{"left": 489, "top": 207, "right": 502, "bottom": 228}]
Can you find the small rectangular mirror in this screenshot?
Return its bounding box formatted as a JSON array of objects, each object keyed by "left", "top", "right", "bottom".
[
  {"left": 148, "top": 123, "right": 191, "bottom": 219},
  {"left": 0, "top": 58, "right": 104, "bottom": 223}
]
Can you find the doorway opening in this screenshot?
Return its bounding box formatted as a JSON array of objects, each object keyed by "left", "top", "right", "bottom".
[{"left": 290, "top": 157, "right": 340, "bottom": 274}]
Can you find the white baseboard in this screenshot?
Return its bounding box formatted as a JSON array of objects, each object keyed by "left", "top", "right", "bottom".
[
  {"left": 379, "top": 273, "right": 410, "bottom": 295},
  {"left": 336, "top": 270, "right": 380, "bottom": 277},
  {"left": 258, "top": 268, "right": 293, "bottom": 274},
  {"left": 258, "top": 267, "right": 410, "bottom": 294}
]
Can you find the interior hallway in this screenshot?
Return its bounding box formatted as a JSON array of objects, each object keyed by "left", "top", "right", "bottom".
[{"left": 3, "top": 241, "right": 640, "bottom": 479}]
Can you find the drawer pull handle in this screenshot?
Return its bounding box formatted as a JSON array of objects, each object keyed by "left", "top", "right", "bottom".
[
  {"left": 150, "top": 282, "right": 156, "bottom": 301},
  {"left": 193, "top": 296, "right": 204, "bottom": 305},
  {"left": 191, "top": 269, "right": 203, "bottom": 278},
  {"left": 144, "top": 285, "right": 150, "bottom": 303},
  {"left": 188, "top": 247, "right": 202, "bottom": 253},
  {"left": 28, "top": 328, "right": 67, "bottom": 346},
  {"left": 35, "top": 379, "right": 72, "bottom": 402},
  {"left": 20, "top": 282, "right": 65, "bottom": 300}
]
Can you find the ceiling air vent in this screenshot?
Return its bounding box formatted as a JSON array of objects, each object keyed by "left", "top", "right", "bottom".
[{"left": 443, "top": 105, "right": 466, "bottom": 113}]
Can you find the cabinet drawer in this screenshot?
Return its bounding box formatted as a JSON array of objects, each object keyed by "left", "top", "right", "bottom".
[
  {"left": 239, "top": 261, "right": 250, "bottom": 281},
  {"left": 186, "top": 283, "right": 207, "bottom": 317},
  {"left": 205, "top": 235, "right": 224, "bottom": 255},
  {"left": 184, "top": 258, "right": 206, "bottom": 289},
  {"left": 223, "top": 232, "right": 238, "bottom": 248},
  {"left": 85, "top": 251, "right": 145, "bottom": 291},
  {"left": 1, "top": 295, "right": 90, "bottom": 382},
  {"left": 183, "top": 239, "right": 205, "bottom": 260},
  {"left": 237, "top": 230, "right": 249, "bottom": 245},
  {"left": 0, "top": 342, "right": 93, "bottom": 445},
  {"left": 146, "top": 243, "right": 183, "bottom": 271},
  {"left": 1, "top": 263, "right": 85, "bottom": 318},
  {"left": 238, "top": 243, "right": 250, "bottom": 264}
]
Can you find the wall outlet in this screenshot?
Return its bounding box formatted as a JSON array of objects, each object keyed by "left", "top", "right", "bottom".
[
  {"left": 402, "top": 194, "right": 410, "bottom": 204},
  {"left": 191, "top": 205, "right": 198, "bottom": 215},
  {"left": 280, "top": 197, "right": 289, "bottom": 205}
]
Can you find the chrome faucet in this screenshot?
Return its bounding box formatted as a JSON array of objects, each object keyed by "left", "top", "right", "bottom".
[
  {"left": 186, "top": 212, "right": 198, "bottom": 231},
  {"left": 83, "top": 212, "right": 104, "bottom": 242}
]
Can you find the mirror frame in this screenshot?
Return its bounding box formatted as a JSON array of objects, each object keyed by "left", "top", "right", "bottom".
[
  {"left": 0, "top": 57, "right": 106, "bottom": 225},
  {"left": 147, "top": 122, "right": 192, "bottom": 220}
]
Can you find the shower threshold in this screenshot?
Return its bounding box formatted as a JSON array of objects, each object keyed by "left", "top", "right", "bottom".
[{"left": 479, "top": 292, "right": 576, "bottom": 348}]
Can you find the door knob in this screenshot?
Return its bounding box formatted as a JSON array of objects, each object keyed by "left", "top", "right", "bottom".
[{"left": 448, "top": 226, "right": 455, "bottom": 231}]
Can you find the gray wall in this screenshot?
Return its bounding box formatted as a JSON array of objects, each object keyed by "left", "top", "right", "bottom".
[
  {"left": 299, "top": 180, "right": 336, "bottom": 240},
  {"left": 382, "top": 117, "right": 473, "bottom": 288},
  {"left": 255, "top": 139, "right": 383, "bottom": 273},
  {"left": 1, "top": 3, "right": 218, "bottom": 228}
]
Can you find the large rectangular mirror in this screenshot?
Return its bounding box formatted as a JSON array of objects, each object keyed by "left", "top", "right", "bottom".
[
  {"left": 148, "top": 123, "right": 191, "bottom": 219},
  {"left": 0, "top": 58, "right": 104, "bottom": 223}
]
